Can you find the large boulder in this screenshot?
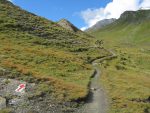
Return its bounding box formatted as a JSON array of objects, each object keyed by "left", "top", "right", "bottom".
[{"left": 0, "top": 97, "right": 6, "bottom": 110}]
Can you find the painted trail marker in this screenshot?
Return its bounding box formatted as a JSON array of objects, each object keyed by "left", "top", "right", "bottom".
[{"left": 15, "top": 84, "right": 26, "bottom": 93}]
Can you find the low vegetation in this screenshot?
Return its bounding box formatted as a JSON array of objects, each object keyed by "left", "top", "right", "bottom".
[
  {"left": 0, "top": 0, "right": 110, "bottom": 101},
  {"left": 91, "top": 10, "right": 150, "bottom": 48},
  {"left": 100, "top": 48, "right": 150, "bottom": 113},
  {"left": 0, "top": 108, "right": 12, "bottom": 113},
  {"left": 90, "top": 10, "right": 150, "bottom": 113}
]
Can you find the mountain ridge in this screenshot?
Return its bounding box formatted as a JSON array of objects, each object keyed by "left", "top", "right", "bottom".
[
  {"left": 119, "top": 9, "right": 150, "bottom": 22},
  {"left": 90, "top": 9, "right": 150, "bottom": 47},
  {"left": 85, "top": 18, "right": 116, "bottom": 32}
]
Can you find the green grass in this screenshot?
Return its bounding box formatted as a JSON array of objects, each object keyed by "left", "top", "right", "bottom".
[
  {"left": 0, "top": 0, "right": 110, "bottom": 101},
  {"left": 0, "top": 30, "right": 95, "bottom": 101},
  {"left": 0, "top": 108, "right": 13, "bottom": 113},
  {"left": 89, "top": 10, "right": 150, "bottom": 113},
  {"left": 0, "top": 0, "right": 95, "bottom": 49},
  {"left": 100, "top": 48, "right": 150, "bottom": 113},
  {"left": 91, "top": 10, "right": 150, "bottom": 48}
]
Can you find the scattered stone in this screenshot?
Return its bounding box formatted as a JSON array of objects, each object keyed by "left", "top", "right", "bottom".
[
  {"left": 0, "top": 78, "right": 79, "bottom": 113},
  {"left": 8, "top": 98, "right": 25, "bottom": 106},
  {"left": 90, "top": 87, "right": 97, "bottom": 91}
]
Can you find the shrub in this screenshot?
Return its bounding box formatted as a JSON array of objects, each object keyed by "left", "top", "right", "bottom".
[{"left": 0, "top": 108, "right": 13, "bottom": 113}]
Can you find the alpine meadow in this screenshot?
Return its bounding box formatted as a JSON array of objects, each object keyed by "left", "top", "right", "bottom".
[{"left": 0, "top": 0, "right": 150, "bottom": 113}]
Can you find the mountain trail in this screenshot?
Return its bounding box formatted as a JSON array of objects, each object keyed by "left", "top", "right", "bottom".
[{"left": 81, "top": 49, "right": 116, "bottom": 113}]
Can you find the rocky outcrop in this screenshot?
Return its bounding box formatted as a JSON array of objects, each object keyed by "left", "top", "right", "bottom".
[{"left": 57, "top": 19, "right": 80, "bottom": 32}]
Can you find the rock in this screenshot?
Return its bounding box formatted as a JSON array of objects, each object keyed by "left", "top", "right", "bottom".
[
  {"left": 27, "top": 110, "right": 39, "bottom": 113},
  {"left": 9, "top": 98, "right": 25, "bottom": 106},
  {"left": 0, "top": 97, "right": 6, "bottom": 110},
  {"left": 90, "top": 88, "right": 97, "bottom": 91},
  {"left": 57, "top": 19, "right": 79, "bottom": 32},
  {"left": 0, "top": 78, "right": 27, "bottom": 97}
]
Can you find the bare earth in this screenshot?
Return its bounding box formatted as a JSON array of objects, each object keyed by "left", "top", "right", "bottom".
[{"left": 82, "top": 64, "right": 108, "bottom": 113}]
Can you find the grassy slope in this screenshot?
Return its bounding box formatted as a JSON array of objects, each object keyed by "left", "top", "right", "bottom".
[
  {"left": 92, "top": 10, "right": 150, "bottom": 48},
  {"left": 0, "top": 0, "right": 109, "bottom": 101},
  {"left": 91, "top": 10, "right": 150, "bottom": 113},
  {"left": 100, "top": 48, "right": 150, "bottom": 113}
]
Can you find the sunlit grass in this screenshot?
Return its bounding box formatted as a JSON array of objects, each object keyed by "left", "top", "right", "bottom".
[
  {"left": 0, "top": 30, "right": 110, "bottom": 101},
  {"left": 100, "top": 48, "right": 150, "bottom": 113}
]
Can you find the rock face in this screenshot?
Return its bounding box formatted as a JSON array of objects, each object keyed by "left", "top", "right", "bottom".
[
  {"left": 0, "top": 97, "right": 6, "bottom": 110},
  {"left": 119, "top": 10, "right": 150, "bottom": 23},
  {"left": 85, "top": 18, "right": 116, "bottom": 32},
  {"left": 57, "top": 19, "right": 80, "bottom": 32}
]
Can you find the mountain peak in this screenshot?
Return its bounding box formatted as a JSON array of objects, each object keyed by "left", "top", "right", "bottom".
[
  {"left": 85, "top": 18, "right": 116, "bottom": 32},
  {"left": 57, "top": 19, "right": 79, "bottom": 32}
]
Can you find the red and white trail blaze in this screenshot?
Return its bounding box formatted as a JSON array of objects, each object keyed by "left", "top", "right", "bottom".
[{"left": 15, "top": 84, "right": 26, "bottom": 93}]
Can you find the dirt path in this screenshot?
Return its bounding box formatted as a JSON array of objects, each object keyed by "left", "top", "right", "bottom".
[
  {"left": 82, "top": 64, "right": 108, "bottom": 113},
  {"left": 82, "top": 49, "right": 116, "bottom": 113}
]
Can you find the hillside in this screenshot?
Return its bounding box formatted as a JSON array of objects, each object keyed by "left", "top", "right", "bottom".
[
  {"left": 91, "top": 10, "right": 150, "bottom": 47},
  {"left": 0, "top": 0, "right": 110, "bottom": 109},
  {"left": 0, "top": 0, "right": 92, "bottom": 50},
  {"left": 89, "top": 9, "right": 150, "bottom": 113},
  {"left": 85, "top": 18, "right": 116, "bottom": 32}
]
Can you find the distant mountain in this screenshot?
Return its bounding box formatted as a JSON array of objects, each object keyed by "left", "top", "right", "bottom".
[
  {"left": 90, "top": 9, "right": 150, "bottom": 47},
  {"left": 85, "top": 18, "right": 116, "bottom": 32}
]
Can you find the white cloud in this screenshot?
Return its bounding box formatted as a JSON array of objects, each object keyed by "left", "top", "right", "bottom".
[
  {"left": 80, "top": 0, "right": 150, "bottom": 30},
  {"left": 80, "top": 27, "right": 87, "bottom": 31},
  {"left": 7, "top": 0, "right": 13, "bottom": 2},
  {"left": 140, "top": 0, "right": 150, "bottom": 9},
  {"left": 80, "top": 8, "right": 105, "bottom": 29}
]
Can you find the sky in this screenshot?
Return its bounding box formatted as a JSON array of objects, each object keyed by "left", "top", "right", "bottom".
[{"left": 9, "top": 0, "right": 150, "bottom": 30}]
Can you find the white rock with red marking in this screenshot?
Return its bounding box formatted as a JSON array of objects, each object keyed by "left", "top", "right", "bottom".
[{"left": 15, "top": 83, "right": 26, "bottom": 93}]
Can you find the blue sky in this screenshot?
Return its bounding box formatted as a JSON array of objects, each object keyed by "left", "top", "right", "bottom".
[
  {"left": 11, "top": 0, "right": 111, "bottom": 29},
  {"left": 11, "top": 0, "right": 150, "bottom": 30}
]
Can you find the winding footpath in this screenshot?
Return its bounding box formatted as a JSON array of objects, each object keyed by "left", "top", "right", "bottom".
[{"left": 82, "top": 49, "right": 116, "bottom": 113}]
